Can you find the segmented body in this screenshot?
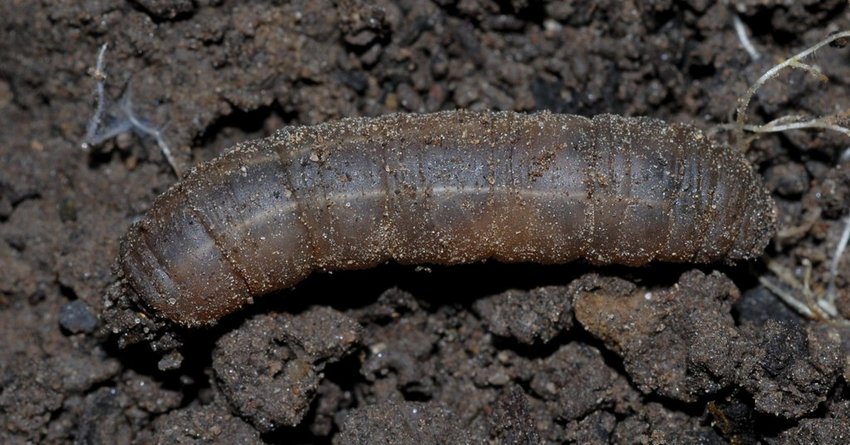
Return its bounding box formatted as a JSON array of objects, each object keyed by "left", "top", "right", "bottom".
[{"left": 119, "top": 111, "right": 775, "bottom": 326}]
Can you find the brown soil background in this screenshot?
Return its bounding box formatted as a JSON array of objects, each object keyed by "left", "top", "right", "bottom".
[{"left": 2, "top": 1, "right": 850, "bottom": 444}]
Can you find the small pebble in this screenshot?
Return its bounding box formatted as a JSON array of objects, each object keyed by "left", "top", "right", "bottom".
[{"left": 59, "top": 300, "right": 99, "bottom": 334}]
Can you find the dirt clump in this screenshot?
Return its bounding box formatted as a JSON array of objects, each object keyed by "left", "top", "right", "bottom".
[
  {"left": 212, "top": 307, "right": 361, "bottom": 431},
  {"left": 574, "top": 270, "right": 843, "bottom": 417}
]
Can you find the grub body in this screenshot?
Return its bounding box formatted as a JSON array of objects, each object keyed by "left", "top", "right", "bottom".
[{"left": 119, "top": 111, "right": 776, "bottom": 326}]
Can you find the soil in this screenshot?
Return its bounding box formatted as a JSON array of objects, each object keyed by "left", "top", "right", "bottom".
[{"left": 1, "top": 0, "right": 850, "bottom": 444}]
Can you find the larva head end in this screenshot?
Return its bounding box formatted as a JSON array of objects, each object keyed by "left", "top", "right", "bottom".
[{"left": 116, "top": 193, "right": 252, "bottom": 328}]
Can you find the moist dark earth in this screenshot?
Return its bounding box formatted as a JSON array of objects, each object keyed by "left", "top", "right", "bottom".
[{"left": 2, "top": 1, "right": 850, "bottom": 444}]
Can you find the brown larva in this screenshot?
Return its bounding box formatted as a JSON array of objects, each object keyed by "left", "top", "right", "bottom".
[{"left": 118, "top": 110, "right": 776, "bottom": 327}]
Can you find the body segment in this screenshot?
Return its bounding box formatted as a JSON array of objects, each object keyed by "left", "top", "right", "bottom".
[{"left": 119, "top": 111, "right": 776, "bottom": 326}]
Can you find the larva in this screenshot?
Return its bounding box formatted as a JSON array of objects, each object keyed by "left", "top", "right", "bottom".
[{"left": 119, "top": 111, "right": 776, "bottom": 327}]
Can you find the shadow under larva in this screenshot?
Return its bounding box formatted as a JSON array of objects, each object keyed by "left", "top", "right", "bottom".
[{"left": 118, "top": 110, "right": 776, "bottom": 327}]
